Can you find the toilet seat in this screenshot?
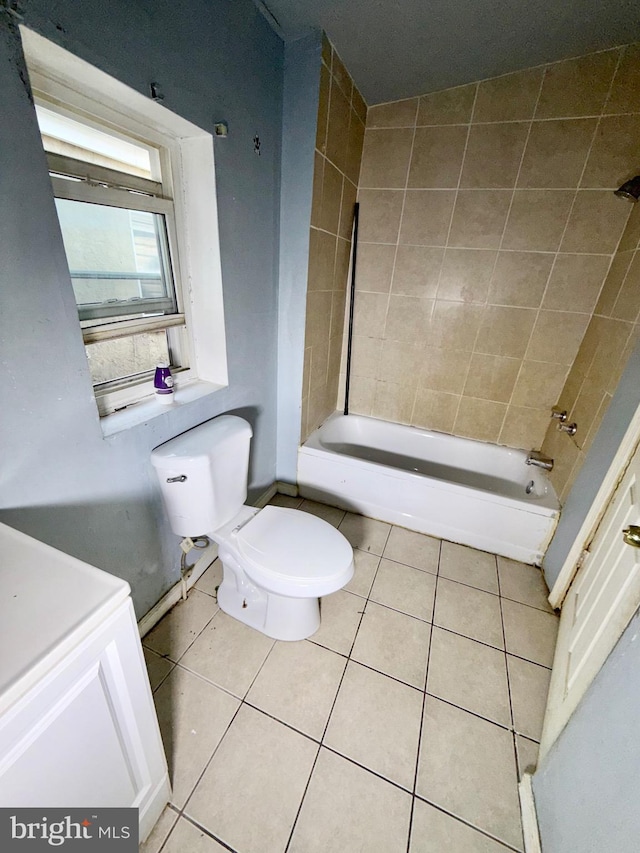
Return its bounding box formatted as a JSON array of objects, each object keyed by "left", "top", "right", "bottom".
[{"left": 235, "top": 506, "right": 353, "bottom": 597}]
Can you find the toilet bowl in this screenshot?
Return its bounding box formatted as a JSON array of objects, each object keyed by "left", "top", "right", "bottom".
[{"left": 151, "top": 415, "right": 354, "bottom": 641}]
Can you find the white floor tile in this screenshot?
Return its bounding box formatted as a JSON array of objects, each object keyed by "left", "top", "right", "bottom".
[
  {"left": 193, "top": 559, "right": 223, "bottom": 598},
  {"left": 383, "top": 526, "right": 440, "bottom": 573},
  {"left": 143, "top": 647, "right": 174, "bottom": 692},
  {"left": 312, "top": 589, "right": 365, "bottom": 655},
  {"left": 507, "top": 655, "right": 551, "bottom": 741},
  {"left": 427, "top": 627, "right": 510, "bottom": 727},
  {"left": 139, "top": 805, "right": 178, "bottom": 853},
  {"left": 515, "top": 734, "right": 540, "bottom": 780},
  {"left": 185, "top": 705, "right": 317, "bottom": 853},
  {"left": 162, "top": 817, "right": 228, "bottom": 852},
  {"left": 501, "top": 599, "right": 559, "bottom": 667},
  {"left": 497, "top": 556, "right": 554, "bottom": 612},
  {"left": 410, "top": 799, "right": 513, "bottom": 852},
  {"left": 288, "top": 748, "right": 412, "bottom": 853},
  {"left": 351, "top": 600, "right": 431, "bottom": 688},
  {"left": 246, "top": 640, "right": 346, "bottom": 740},
  {"left": 417, "top": 696, "right": 523, "bottom": 850},
  {"left": 153, "top": 666, "right": 239, "bottom": 808},
  {"left": 269, "top": 494, "right": 303, "bottom": 508},
  {"left": 440, "top": 541, "right": 499, "bottom": 594},
  {"left": 344, "top": 549, "right": 380, "bottom": 598},
  {"left": 140, "top": 505, "right": 559, "bottom": 853},
  {"left": 179, "top": 610, "right": 274, "bottom": 697},
  {"left": 434, "top": 578, "right": 504, "bottom": 650},
  {"left": 325, "top": 661, "right": 423, "bottom": 789},
  {"left": 143, "top": 589, "right": 218, "bottom": 662},
  {"left": 370, "top": 558, "right": 436, "bottom": 620},
  {"left": 338, "top": 512, "right": 391, "bottom": 555},
  {"left": 299, "top": 498, "right": 346, "bottom": 527}
]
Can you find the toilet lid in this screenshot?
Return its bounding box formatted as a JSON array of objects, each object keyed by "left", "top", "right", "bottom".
[{"left": 236, "top": 505, "right": 353, "bottom": 588}]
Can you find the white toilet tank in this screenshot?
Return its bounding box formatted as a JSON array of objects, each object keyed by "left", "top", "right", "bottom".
[{"left": 151, "top": 416, "right": 253, "bottom": 536}]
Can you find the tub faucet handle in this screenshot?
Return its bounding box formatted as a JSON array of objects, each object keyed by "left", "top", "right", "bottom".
[
  {"left": 551, "top": 407, "right": 567, "bottom": 422},
  {"left": 558, "top": 422, "right": 578, "bottom": 436},
  {"left": 526, "top": 451, "right": 554, "bottom": 471}
]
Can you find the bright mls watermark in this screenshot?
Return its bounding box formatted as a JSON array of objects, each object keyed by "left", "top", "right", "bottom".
[{"left": 0, "top": 809, "right": 138, "bottom": 850}]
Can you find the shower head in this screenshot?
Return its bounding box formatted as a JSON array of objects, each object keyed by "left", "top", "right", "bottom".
[{"left": 614, "top": 176, "right": 640, "bottom": 202}]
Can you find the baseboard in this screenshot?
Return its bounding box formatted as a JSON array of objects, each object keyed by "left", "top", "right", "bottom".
[
  {"left": 255, "top": 482, "right": 279, "bottom": 507},
  {"left": 519, "top": 772, "right": 542, "bottom": 853},
  {"left": 276, "top": 480, "right": 298, "bottom": 497},
  {"left": 137, "top": 541, "right": 218, "bottom": 638}
]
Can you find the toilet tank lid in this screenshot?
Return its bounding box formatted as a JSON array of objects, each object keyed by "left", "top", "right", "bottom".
[{"left": 151, "top": 416, "right": 252, "bottom": 466}]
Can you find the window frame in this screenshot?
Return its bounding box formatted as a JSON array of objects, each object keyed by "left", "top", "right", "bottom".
[
  {"left": 48, "top": 151, "right": 184, "bottom": 321},
  {"left": 20, "top": 25, "right": 229, "bottom": 419}
]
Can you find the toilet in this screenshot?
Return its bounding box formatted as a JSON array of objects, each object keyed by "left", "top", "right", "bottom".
[{"left": 151, "top": 415, "right": 354, "bottom": 641}]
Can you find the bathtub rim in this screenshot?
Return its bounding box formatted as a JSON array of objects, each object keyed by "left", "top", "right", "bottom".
[{"left": 301, "top": 412, "right": 559, "bottom": 517}]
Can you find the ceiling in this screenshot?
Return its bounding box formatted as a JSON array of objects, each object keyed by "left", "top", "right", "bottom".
[{"left": 256, "top": 0, "right": 640, "bottom": 105}]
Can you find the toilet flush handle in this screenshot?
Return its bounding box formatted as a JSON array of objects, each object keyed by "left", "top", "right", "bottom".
[{"left": 167, "top": 474, "right": 187, "bottom": 483}]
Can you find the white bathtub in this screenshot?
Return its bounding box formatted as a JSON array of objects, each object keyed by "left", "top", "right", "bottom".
[{"left": 297, "top": 413, "right": 559, "bottom": 564}]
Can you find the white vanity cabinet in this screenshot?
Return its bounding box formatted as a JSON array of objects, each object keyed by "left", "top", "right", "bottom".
[{"left": 0, "top": 522, "right": 170, "bottom": 843}]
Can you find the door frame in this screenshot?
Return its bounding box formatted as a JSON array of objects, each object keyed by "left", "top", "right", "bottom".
[
  {"left": 548, "top": 400, "right": 640, "bottom": 610},
  {"left": 540, "top": 400, "right": 640, "bottom": 760}
]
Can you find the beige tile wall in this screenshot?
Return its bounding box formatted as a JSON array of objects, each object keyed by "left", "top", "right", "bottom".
[
  {"left": 543, "top": 202, "right": 640, "bottom": 500},
  {"left": 341, "top": 43, "right": 638, "bottom": 450},
  {"left": 300, "top": 37, "right": 366, "bottom": 440}
]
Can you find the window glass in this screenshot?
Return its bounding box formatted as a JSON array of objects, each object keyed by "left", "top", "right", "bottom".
[
  {"left": 35, "top": 104, "right": 153, "bottom": 178},
  {"left": 54, "top": 199, "right": 176, "bottom": 323},
  {"left": 86, "top": 330, "right": 170, "bottom": 386}
]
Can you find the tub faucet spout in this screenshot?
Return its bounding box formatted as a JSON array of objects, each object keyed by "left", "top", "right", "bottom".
[{"left": 526, "top": 450, "right": 554, "bottom": 471}]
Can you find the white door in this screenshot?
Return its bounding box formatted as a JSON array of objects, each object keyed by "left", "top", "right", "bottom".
[{"left": 539, "top": 439, "right": 640, "bottom": 758}]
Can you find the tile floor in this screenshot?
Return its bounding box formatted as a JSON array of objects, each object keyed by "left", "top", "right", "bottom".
[{"left": 141, "top": 495, "right": 559, "bottom": 853}]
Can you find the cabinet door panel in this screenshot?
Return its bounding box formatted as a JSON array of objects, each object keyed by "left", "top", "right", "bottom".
[
  {"left": 0, "top": 658, "right": 136, "bottom": 805},
  {"left": 0, "top": 601, "right": 167, "bottom": 816}
]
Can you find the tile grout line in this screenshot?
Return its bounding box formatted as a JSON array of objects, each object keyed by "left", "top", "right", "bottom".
[
  {"left": 560, "top": 51, "right": 630, "bottom": 439},
  {"left": 164, "top": 700, "right": 244, "bottom": 842},
  {"left": 161, "top": 812, "right": 239, "bottom": 853},
  {"left": 436, "top": 84, "right": 480, "bottom": 432},
  {"left": 406, "top": 537, "right": 442, "bottom": 852},
  {"left": 524, "top": 49, "right": 627, "bottom": 449},
  {"left": 143, "top": 590, "right": 221, "bottom": 672},
  {"left": 147, "top": 514, "right": 554, "bottom": 852},
  {"left": 495, "top": 552, "right": 526, "bottom": 849},
  {"left": 367, "top": 107, "right": 638, "bottom": 132},
  {"left": 165, "top": 624, "right": 278, "bottom": 830},
  {"left": 282, "top": 741, "right": 323, "bottom": 853},
  {"left": 284, "top": 526, "right": 389, "bottom": 852},
  {"left": 437, "top": 570, "right": 557, "bottom": 614},
  {"left": 484, "top": 68, "right": 546, "bottom": 445},
  {"left": 150, "top": 802, "right": 180, "bottom": 853},
  {"left": 412, "top": 794, "right": 524, "bottom": 853},
  {"left": 376, "top": 99, "right": 419, "bottom": 421}
]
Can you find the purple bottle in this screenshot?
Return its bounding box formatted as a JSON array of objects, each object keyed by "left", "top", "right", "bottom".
[{"left": 154, "top": 362, "right": 174, "bottom": 404}]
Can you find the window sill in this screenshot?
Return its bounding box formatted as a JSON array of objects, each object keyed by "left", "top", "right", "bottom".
[{"left": 100, "top": 379, "right": 225, "bottom": 437}]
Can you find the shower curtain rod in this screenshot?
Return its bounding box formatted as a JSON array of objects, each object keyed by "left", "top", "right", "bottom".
[{"left": 343, "top": 202, "right": 360, "bottom": 416}]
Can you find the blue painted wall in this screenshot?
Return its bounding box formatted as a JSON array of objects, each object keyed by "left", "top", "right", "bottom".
[
  {"left": 533, "top": 606, "right": 640, "bottom": 852},
  {"left": 0, "top": 1, "right": 285, "bottom": 617},
  {"left": 536, "top": 341, "right": 640, "bottom": 849},
  {"left": 277, "top": 33, "right": 322, "bottom": 484}
]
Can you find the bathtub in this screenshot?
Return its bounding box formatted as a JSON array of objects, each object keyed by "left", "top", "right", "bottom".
[{"left": 297, "top": 413, "right": 559, "bottom": 564}]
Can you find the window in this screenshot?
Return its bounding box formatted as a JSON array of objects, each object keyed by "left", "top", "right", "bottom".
[
  {"left": 36, "top": 103, "right": 188, "bottom": 391},
  {"left": 21, "top": 27, "right": 228, "bottom": 418}
]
